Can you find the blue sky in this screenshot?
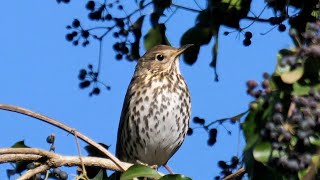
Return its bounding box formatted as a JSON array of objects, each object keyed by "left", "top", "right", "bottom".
[{"left": 0, "top": 0, "right": 292, "bottom": 179}]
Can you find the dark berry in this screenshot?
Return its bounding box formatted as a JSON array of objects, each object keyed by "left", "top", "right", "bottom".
[
  {"left": 79, "top": 80, "right": 91, "bottom": 89},
  {"left": 73, "top": 40, "right": 79, "bottom": 46},
  {"left": 278, "top": 24, "right": 286, "bottom": 32},
  {"left": 246, "top": 80, "right": 258, "bottom": 89},
  {"left": 59, "top": 171, "right": 68, "bottom": 180},
  {"left": 72, "top": 19, "right": 80, "bottom": 28},
  {"left": 86, "top": 1, "right": 95, "bottom": 11},
  {"left": 116, "top": 53, "right": 123, "bottom": 60},
  {"left": 92, "top": 87, "right": 100, "bottom": 95},
  {"left": 46, "top": 134, "right": 55, "bottom": 144},
  {"left": 262, "top": 79, "right": 269, "bottom": 89},
  {"left": 193, "top": 117, "right": 205, "bottom": 125},
  {"left": 81, "top": 30, "right": 90, "bottom": 38},
  {"left": 223, "top": 31, "right": 229, "bottom": 36},
  {"left": 66, "top": 33, "right": 74, "bottom": 41},
  {"left": 105, "top": 14, "right": 112, "bottom": 20},
  {"left": 243, "top": 38, "right": 251, "bottom": 46},
  {"left": 218, "top": 161, "right": 228, "bottom": 169},
  {"left": 263, "top": 72, "right": 270, "bottom": 79},
  {"left": 53, "top": 168, "right": 61, "bottom": 176},
  {"left": 187, "top": 128, "right": 193, "bottom": 135},
  {"left": 207, "top": 137, "right": 216, "bottom": 146},
  {"left": 244, "top": 31, "right": 252, "bottom": 39},
  {"left": 118, "top": 5, "right": 123, "bottom": 10},
  {"left": 274, "top": 103, "right": 283, "bottom": 112},
  {"left": 272, "top": 113, "right": 284, "bottom": 123},
  {"left": 286, "top": 159, "right": 299, "bottom": 171}
]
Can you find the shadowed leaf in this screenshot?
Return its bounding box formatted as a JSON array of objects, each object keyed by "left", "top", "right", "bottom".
[
  {"left": 159, "top": 174, "right": 192, "bottom": 180},
  {"left": 144, "top": 24, "right": 170, "bottom": 51},
  {"left": 120, "top": 165, "right": 162, "bottom": 180}
]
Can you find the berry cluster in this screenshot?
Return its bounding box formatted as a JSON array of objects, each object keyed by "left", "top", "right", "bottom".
[
  {"left": 268, "top": 16, "right": 287, "bottom": 32},
  {"left": 78, "top": 64, "right": 111, "bottom": 96},
  {"left": 86, "top": 0, "right": 122, "bottom": 21},
  {"left": 243, "top": 31, "right": 252, "bottom": 47},
  {"left": 261, "top": 89, "right": 320, "bottom": 172},
  {"left": 26, "top": 163, "right": 68, "bottom": 180},
  {"left": 187, "top": 117, "right": 218, "bottom": 146},
  {"left": 215, "top": 156, "right": 242, "bottom": 180},
  {"left": 66, "top": 19, "right": 91, "bottom": 47},
  {"left": 246, "top": 72, "right": 271, "bottom": 102}
]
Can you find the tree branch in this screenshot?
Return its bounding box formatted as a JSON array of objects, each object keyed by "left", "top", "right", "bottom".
[
  {"left": 0, "top": 103, "right": 128, "bottom": 171},
  {"left": 223, "top": 167, "right": 246, "bottom": 180},
  {"left": 0, "top": 148, "right": 133, "bottom": 180}
]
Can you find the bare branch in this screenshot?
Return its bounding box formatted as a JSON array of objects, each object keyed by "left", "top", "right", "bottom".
[
  {"left": 0, "top": 103, "right": 128, "bottom": 171},
  {"left": 0, "top": 148, "right": 133, "bottom": 180},
  {"left": 223, "top": 167, "right": 246, "bottom": 180}
]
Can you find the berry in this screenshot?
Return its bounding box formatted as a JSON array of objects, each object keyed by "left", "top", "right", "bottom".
[
  {"left": 81, "top": 30, "right": 90, "bottom": 38},
  {"left": 187, "top": 128, "right": 193, "bottom": 135},
  {"left": 193, "top": 117, "right": 205, "bottom": 125},
  {"left": 53, "top": 168, "right": 61, "bottom": 176},
  {"left": 243, "top": 38, "right": 251, "bottom": 46},
  {"left": 66, "top": 33, "right": 74, "bottom": 41},
  {"left": 46, "top": 134, "right": 55, "bottom": 144},
  {"left": 105, "top": 14, "right": 112, "bottom": 20},
  {"left": 116, "top": 53, "right": 123, "bottom": 60},
  {"left": 59, "top": 171, "right": 68, "bottom": 180},
  {"left": 278, "top": 24, "right": 286, "bottom": 32},
  {"left": 92, "top": 87, "right": 100, "bottom": 95},
  {"left": 72, "top": 19, "right": 80, "bottom": 28},
  {"left": 86, "top": 1, "right": 95, "bottom": 11},
  {"left": 244, "top": 31, "right": 252, "bottom": 39}
]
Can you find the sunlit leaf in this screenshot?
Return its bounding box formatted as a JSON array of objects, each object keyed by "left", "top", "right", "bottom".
[
  {"left": 253, "top": 142, "right": 271, "bottom": 164},
  {"left": 280, "top": 66, "right": 304, "bottom": 84},
  {"left": 310, "top": 134, "right": 320, "bottom": 146},
  {"left": 120, "top": 165, "right": 162, "bottom": 180}
]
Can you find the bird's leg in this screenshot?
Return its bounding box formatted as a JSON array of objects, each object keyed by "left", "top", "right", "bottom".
[{"left": 164, "top": 164, "right": 174, "bottom": 174}]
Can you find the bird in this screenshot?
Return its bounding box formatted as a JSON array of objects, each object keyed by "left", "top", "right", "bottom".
[{"left": 116, "top": 44, "right": 193, "bottom": 170}]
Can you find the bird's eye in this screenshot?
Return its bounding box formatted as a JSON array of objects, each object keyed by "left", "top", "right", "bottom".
[{"left": 156, "top": 54, "right": 165, "bottom": 61}]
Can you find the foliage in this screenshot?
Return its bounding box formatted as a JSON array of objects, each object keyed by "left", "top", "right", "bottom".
[
  {"left": 58, "top": 0, "right": 319, "bottom": 93},
  {"left": 242, "top": 22, "right": 320, "bottom": 179}
]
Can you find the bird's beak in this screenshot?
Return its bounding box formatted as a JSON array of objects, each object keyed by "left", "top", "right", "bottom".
[{"left": 174, "top": 44, "right": 194, "bottom": 57}]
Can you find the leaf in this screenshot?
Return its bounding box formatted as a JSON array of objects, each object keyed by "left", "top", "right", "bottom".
[
  {"left": 90, "top": 170, "right": 103, "bottom": 180},
  {"left": 120, "top": 165, "right": 162, "bottom": 180},
  {"left": 143, "top": 24, "right": 170, "bottom": 51},
  {"left": 280, "top": 66, "right": 304, "bottom": 84},
  {"left": 11, "top": 140, "right": 30, "bottom": 148},
  {"left": 230, "top": 110, "right": 248, "bottom": 123},
  {"left": 180, "top": 25, "right": 213, "bottom": 65},
  {"left": 253, "top": 142, "right": 271, "bottom": 164},
  {"left": 310, "top": 134, "right": 320, "bottom": 146},
  {"left": 159, "top": 174, "right": 192, "bottom": 180},
  {"left": 210, "top": 35, "right": 219, "bottom": 81}
]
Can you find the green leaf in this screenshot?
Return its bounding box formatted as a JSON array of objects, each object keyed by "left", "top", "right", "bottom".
[
  {"left": 310, "top": 134, "right": 320, "bottom": 146},
  {"left": 120, "top": 165, "right": 162, "bottom": 180},
  {"left": 253, "top": 142, "right": 271, "bottom": 164},
  {"left": 221, "top": 0, "right": 241, "bottom": 10},
  {"left": 159, "top": 174, "right": 192, "bottom": 180},
  {"left": 180, "top": 25, "right": 213, "bottom": 65},
  {"left": 11, "top": 140, "right": 30, "bottom": 148},
  {"left": 230, "top": 110, "right": 248, "bottom": 123},
  {"left": 143, "top": 24, "right": 170, "bottom": 51}
]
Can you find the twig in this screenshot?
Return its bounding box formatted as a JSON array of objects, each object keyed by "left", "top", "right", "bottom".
[
  {"left": 0, "top": 148, "right": 133, "bottom": 179},
  {"left": 223, "top": 167, "right": 246, "bottom": 180},
  {"left": 0, "top": 103, "right": 127, "bottom": 171},
  {"left": 19, "top": 164, "right": 50, "bottom": 180},
  {"left": 73, "top": 130, "right": 88, "bottom": 179}
]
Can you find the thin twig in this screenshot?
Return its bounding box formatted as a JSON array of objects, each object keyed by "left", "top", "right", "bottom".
[
  {"left": 19, "top": 164, "right": 50, "bottom": 180},
  {"left": 0, "top": 103, "right": 127, "bottom": 171},
  {"left": 171, "top": 3, "right": 201, "bottom": 12},
  {"left": 223, "top": 167, "right": 246, "bottom": 180}
]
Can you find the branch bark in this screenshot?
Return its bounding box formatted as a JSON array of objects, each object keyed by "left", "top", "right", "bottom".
[
  {"left": 0, "top": 148, "right": 133, "bottom": 180},
  {"left": 0, "top": 103, "right": 128, "bottom": 171}
]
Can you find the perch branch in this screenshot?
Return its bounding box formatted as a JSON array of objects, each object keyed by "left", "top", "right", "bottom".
[
  {"left": 0, "top": 148, "right": 133, "bottom": 180},
  {"left": 0, "top": 103, "right": 127, "bottom": 171}
]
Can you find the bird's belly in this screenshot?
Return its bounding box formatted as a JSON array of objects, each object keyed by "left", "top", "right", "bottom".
[{"left": 129, "top": 89, "right": 188, "bottom": 166}]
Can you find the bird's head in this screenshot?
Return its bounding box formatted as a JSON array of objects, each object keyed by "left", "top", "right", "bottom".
[{"left": 135, "top": 44, "right": 193, "bottom": 75}]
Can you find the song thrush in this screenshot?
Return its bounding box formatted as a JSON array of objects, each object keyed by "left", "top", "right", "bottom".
[{"left": 116, "top": 44, "right": 192, "bottom": 168}]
